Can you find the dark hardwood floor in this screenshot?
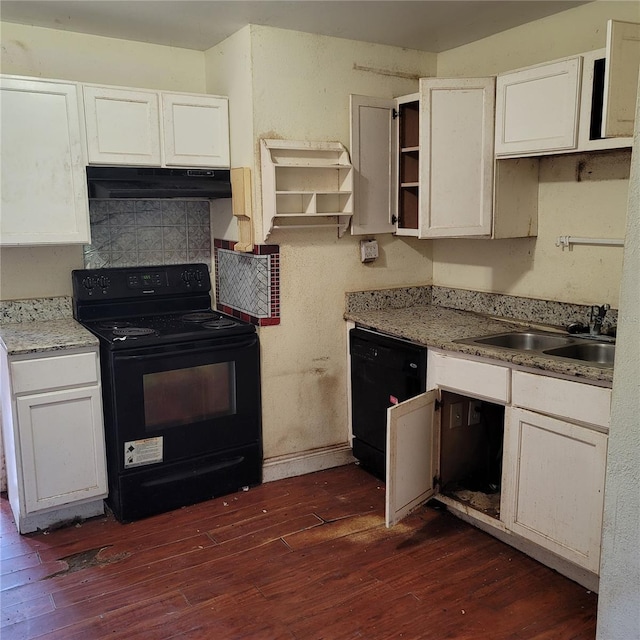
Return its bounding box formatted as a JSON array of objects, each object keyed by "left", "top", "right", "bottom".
[{"left": 1, "top": 464, "right": 597, "bottom": 639}]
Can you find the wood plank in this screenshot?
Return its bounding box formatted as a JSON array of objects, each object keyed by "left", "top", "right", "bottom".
[{"left": 0, "top": 465, "right": 598, "bottom": 640}]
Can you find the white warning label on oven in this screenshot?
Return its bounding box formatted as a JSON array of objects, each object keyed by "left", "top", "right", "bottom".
[{"left": 124, "top": 437, "right": 163, "bottom": 468}]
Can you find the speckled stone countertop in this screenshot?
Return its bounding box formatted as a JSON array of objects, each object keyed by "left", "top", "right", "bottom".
[
  {"left": 0, "top": 319, "right": 98, "bottom": 356},
  {"left": 345, "top": 304, "right": 613, "bottom": 385}
]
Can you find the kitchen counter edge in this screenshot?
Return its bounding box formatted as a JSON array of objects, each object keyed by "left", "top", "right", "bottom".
[{"left": 0, "top": 318, "right": 99, "bottom": 356}]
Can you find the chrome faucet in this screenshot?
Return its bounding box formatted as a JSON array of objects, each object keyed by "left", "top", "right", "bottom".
[{"left": 589, "top": 304, "right": 610, "bottom": 335}]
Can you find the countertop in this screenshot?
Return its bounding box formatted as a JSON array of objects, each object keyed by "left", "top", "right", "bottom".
[
  {"left": 0, "top": 318, "right": 99, "bottom": 356},
  {"left": 344, "top": 304, "right": 613, "bottom": 385}
]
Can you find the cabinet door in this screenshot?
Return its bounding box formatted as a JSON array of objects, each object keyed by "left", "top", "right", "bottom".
[
  {"left": 503, "top": 407, "right": 607, "bottom": 573},
  {"left": 349, "top": 94, "right": 397, "bottom": 235},
  {"left": 0, "top": 77, "right": 90, "bottom": 246},
  {"left": 495, "top": 58, "right": 581, "bottom": 156},
  {"left": 16, "top": 386, "right": 107, "bottom": 513},
  {"left": 386, "top": 390, "right": 438, "bottom": 527},
  {"left": 602, "top": 20, "right": 640, "bottom": 138},
  {"left": 161, "top": 93, "right": 230, "bottom": 167},
  {"left": 83, "top": 85, "right": 161, "bottom": 165},
  {"left": 419, "top": 77, "right": 494, "bottom": 238}
]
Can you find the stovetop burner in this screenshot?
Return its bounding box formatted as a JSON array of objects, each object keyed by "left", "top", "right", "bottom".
[
  {"left": 113, "top": 327, "right": 158, "bottom": 337},
  {"left": 202, "top": 318, "right": 237, "bottom": 329},
  {"left": 181, "top": 312, "right": 221, "bottom": 323},
  {"left": 98, "top": 321, "right": 133, "bottom": 330}
]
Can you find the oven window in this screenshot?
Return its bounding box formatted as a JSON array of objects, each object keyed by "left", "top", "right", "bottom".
[{"left": 143, "top": 362, "right": 236, "bottom": 429}]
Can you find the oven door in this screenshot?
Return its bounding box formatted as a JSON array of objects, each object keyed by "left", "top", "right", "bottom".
[{"left": 106, "top": 334, "right": 261, "bottom": 473}]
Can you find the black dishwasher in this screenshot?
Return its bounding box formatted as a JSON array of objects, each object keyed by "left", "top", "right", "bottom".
[{"left": 349, "top": 327, "right": 427, "bottom": 480}]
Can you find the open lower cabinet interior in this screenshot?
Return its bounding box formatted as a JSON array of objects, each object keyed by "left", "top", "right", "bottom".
[
  {"left": 438, "top": 392, "right": 505, "bottom": 518},
  {"left": 385, "top": 388, "right": 505, "bottom": 527}
]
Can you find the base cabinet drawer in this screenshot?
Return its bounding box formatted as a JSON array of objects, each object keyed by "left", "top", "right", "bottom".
[
  {"left": 11, "top": 351, "right": 99, "bottom": 394},
  {"left": 512, "top": 370, "right": 611, "bottom": 429},
  {"left": 427, "top": 351, "right": 510, "bottom": 403}
]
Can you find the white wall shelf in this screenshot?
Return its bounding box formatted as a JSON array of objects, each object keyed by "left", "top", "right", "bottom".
[{"left": 261, "top": 139, "right": 354, "bottom": 241}]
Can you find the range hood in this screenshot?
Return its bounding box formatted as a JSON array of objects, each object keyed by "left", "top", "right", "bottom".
[{"left": 87, "top": 166, "right": 232, "bottom": 199}]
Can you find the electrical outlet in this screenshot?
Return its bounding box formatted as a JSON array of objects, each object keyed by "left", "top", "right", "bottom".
[
  {"left": 450, "top": 402, "right": 464, "bottom": 429},
  {"left": 360, "top": 239, "right": 378, "bottom": 263},
  {"left": 468, "top": 400, "right": 482, "bottom": 426}
]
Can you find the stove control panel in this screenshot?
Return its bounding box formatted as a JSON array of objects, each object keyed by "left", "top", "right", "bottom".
[
  {"left": 72, "top": 263, "right": 211, "bottom": 301},
  {"left": 127, "top": 272, "right": 166, "bottom": 289}
]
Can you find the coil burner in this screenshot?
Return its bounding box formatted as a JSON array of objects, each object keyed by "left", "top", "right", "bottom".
[
  {"left": 202, "top": 318, "right": 237, "bottom": 330},
  {"left": 112, "top": 327, "right": 157, "bottom": 337},
  {"left": 181, "top": 312, "right": 220, "bottom": 323}
]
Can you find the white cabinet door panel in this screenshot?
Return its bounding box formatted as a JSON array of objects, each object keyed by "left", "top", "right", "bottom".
[
  {"left": 602, "top": 20, "right": 640, "bottom": 138},
  {"left": 162, "top": 94, "right": 230, "bottom": 167},
  {"left": 349, "top": 95, "right": 397, "bottom": 235},
  {"left": 496, "top": 58, "right": 581, "bottom": 156},
  {"left": 503, "top": 407, "right": 607, "bottom": 573},
  {"left": 83, "top": 85, "right": 161, "bottom": 165},
  {"left": 17, "top": 386, "right": 108, "bottom": 513},
  {"left": 420, "top": 77, "right": 494, "bottom": 237},
  {"left": 386, "top": 390, "right": 438, "bottom": 527},
  {"left": 0, "top": 77, "right": 90, "bottom": 245}
]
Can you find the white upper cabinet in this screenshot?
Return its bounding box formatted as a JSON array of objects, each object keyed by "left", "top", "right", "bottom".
[
  {"left": 350, "top": 81, "right": 536, "bottom": 241},
  {"left": 83, "top": 85, "right": 162, "bottom": 166},
  {"left": 496, "top": 20, "right": 639, "bottom": 158},
  {"left": 495, "top": 57, "right": 582, "bottom": 156},
  {"left": 602, "top": 20, "right": 640, "bottom": 138},
  {"left": 161, "top": 93, "right": 230, "bottom": 167},
  {"left": 0, "top": 76, "right": 90, "bottom": 246},
  {"left": 419, "top": 77, "right": 495, "bottom": 238},
  {"left": 83, "top": 85, "right": 230, "bottom": 168}
]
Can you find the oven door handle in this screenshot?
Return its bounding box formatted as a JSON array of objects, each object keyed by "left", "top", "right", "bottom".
[{"left": 114, "top": 336, "right": 257, "bottom": 361}]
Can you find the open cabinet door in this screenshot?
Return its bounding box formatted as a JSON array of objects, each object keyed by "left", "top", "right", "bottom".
[
  {"left": 602, "top": 20, "right": 640, "bottom": 138},
  {"left": 349, "top": 95, "right": 397, "bottom": 235},
  {"left": 386, "top": 390, "right": 438, "bottom": 527}
]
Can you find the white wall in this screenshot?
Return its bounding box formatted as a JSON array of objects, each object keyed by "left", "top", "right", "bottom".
[
  {"left": 434, "top": 1, "right": 639, "bottom": 307},
  {"left": 0, "top": 22, "right": 205, "bottom": 90},
  {"left": 596, "top": 82, "right": 640, "bottom": 639},
  {"left": 207, "top": 26, "right": 436, "bottom": 462}
]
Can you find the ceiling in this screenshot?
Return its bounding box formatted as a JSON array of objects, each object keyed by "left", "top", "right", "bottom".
[{"left": 0, "top": 0, "right": 592, "bottom": 53}]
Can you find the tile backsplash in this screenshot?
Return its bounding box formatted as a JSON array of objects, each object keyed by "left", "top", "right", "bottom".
[
  {"left": 214, "top": 240, "right": 280, "bottom": 326},
  {"left": 83, "top": 200, "right": 211, "bottom": 268}
]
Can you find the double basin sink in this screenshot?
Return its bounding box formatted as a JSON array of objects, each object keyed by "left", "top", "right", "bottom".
[{"left": 456, "top": 330, "right": 615, "bottom": 368}]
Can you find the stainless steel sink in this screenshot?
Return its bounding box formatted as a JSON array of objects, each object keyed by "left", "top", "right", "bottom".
[
  {"left": 455, "top": 330, "right": 615, "bottom": 368},
  {"left": 543, "top": 343, "right": 615, "bottom": 366},
  {"left": 468, "top": 331, "right": 574, "bottom": 351}
]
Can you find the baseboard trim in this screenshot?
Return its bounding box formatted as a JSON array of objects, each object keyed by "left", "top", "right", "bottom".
[{"left": 262, "top": 444, "right": 355, "bottom": 483}]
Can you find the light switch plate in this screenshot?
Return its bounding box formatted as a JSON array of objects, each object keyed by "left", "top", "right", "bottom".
[{"left": 360, "top": 239, "right": 378, "bottom": 263}]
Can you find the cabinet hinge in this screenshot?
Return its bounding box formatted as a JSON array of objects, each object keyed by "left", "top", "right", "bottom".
[
  {"left": 434, "top": 398, "right": 442, "bottom": 411},
  {"left": 434, "top": 475, "right": 441, "bottom": 490},
  {"left": 391, "top": 214, "right": 398, "bottom": 225},
  {"left": 392, "top": 108, "right": 400, "bottom": 119}
]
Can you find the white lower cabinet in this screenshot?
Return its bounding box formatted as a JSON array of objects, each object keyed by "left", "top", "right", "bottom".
[
  {"left": 385, "top": 349, "right": 610, "bottom": 587},
  {"left": 1, "top": 347, "right": 108, "bottom": 533},
  {"left": 502, "top": 407, "right": 607, "bottom": 574}
]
